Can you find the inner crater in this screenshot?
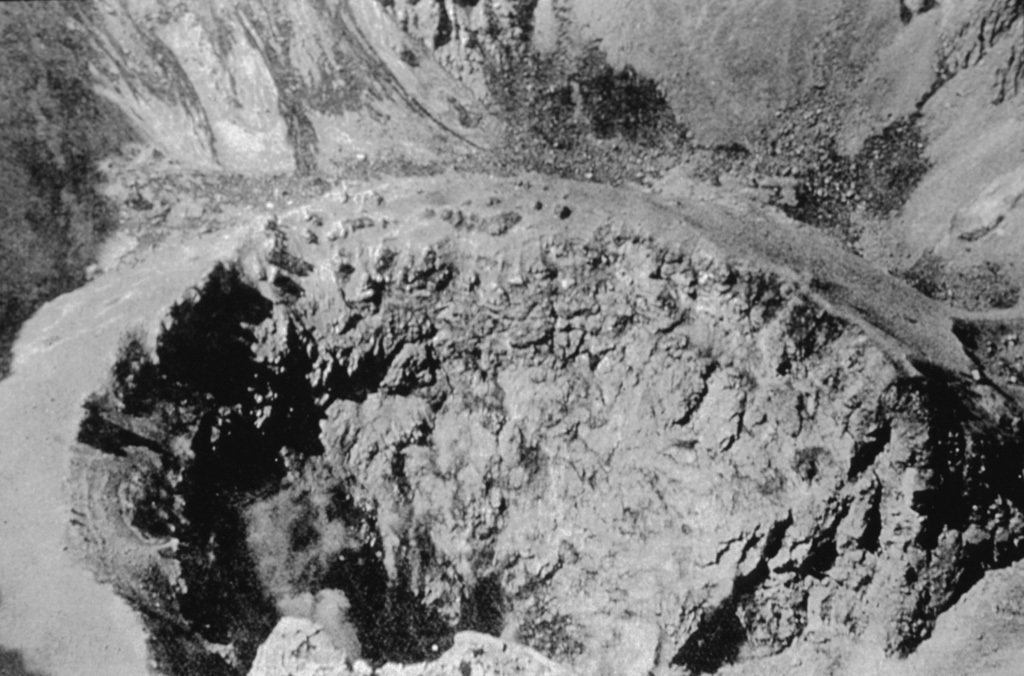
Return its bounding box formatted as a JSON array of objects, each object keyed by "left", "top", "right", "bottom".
[{"left": 68, "top": 178, "right": 1024, "bottom": 676}]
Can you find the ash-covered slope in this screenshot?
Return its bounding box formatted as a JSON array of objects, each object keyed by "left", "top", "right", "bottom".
[
  {"left": 59, "top": 175, "right": 1024, "bottom": 676},
  {"left": 76, "top": 0, "right": 495, "bottom": 172}
]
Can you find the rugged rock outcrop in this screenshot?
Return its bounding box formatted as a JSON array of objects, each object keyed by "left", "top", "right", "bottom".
[
  {"left": 246, "top": 617, "right": 354, "bottom": 676},
  {"left": 65, "top": 175, "right": 1024, "bottom": 676},
  {"left": 247, "top": 620, "right": 576, "bottom": 676}
]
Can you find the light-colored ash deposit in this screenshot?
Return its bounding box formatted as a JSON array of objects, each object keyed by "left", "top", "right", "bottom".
[{"left": 1, "top": 3, "right": 1024, "bottom": 676}]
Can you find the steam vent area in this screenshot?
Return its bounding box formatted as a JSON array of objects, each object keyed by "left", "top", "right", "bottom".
[{"left": 3, "top": 2, "right": 1024, "bottom": 676}]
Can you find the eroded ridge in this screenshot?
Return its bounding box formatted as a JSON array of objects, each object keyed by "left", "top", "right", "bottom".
[{"left": 69, "top": 181, "right": 1024, "bottom": 675}]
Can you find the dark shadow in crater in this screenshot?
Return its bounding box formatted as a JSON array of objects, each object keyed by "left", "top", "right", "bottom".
[
  {"left": 672, "top": 600, "right": 746, "bottom": 674},
  {"left": 322, "top": 544, "right": 457, "bottom": 664}
]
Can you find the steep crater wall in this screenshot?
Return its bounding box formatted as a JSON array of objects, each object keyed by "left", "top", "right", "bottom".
[
  {"left": 0, "top": 0, "right": 498, "bottom": 380},
  {"left": 67, "top": 177, "right": 1024, "bottom": 675}
]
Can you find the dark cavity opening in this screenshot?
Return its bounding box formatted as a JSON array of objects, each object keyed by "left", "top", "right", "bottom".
[
  {"left": 79, "top": 262, "right": 503, "bottom": 676},
  {"left": 673, "top": 516, "right": 791, "bottom": 673},
  {"left": 848, "top": 420, "right": 891, "bottom": 479},
  {"left": 460, "top": 574, "right": 507, "bottom": 638},
  {"left": 672, "top": 601, "right": 746, "bottom": 674}
]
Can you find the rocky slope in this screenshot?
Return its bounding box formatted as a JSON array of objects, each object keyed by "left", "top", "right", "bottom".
[
  {"left": 61, "top": 175, "right": 1024, "bottom": 676},
  {"left": 0, "top": 0, "right": 494, "bottom": 378},
  {"left": 388, "top": 0, "right": 1024, "bottom": 305}
]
